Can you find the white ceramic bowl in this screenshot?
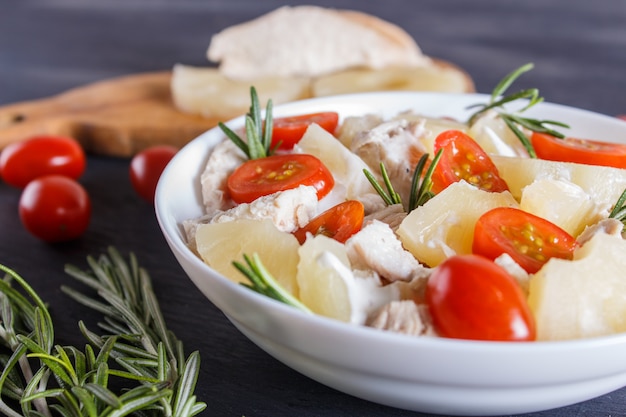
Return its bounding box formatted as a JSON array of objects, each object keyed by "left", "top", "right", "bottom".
[{"left": 155, "top": 92, "right": 626, "bottom": 416}]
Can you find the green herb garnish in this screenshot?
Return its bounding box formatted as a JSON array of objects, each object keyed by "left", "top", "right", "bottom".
[
  {"left": 0, "top": 247, "right": 205, "bottom": 417},
  {"left": 233, "top": 253, "right": 312, "bottom": 314},
  {"left": 467, "top": 63, "right": 570, "bottom": 157},
  {"left": 363, "top": 163, "right": 402, "bottom": 207},
  {"left": 609, "top": 188, "right": 626, "bottom": 226},
  {"left": 364, "top": 149, "right": 442, "bottom": 212},
  {"left": 218, "top": 86, "right": 274, "bottom": 159}
]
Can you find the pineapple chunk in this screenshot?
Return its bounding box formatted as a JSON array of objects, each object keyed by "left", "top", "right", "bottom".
[
  {"left": 295, "top": 123, "right": 374, "bottom": 199},
  {"left": 297, "top": 234, "right": 352, "bottom": 322},
  {"left": 520, "top": 178, "right": 602, "bottom": 237},
  {"left": 296, "top": 234, "right": 401, "bottom": 324},
  {"left": 311, "top": 66, "right": 471, "bottom": 97},
  {"left": 492, "top": 155, "right": 626, "bottom": 212},
  {"left": 528, "top": 232, "right": 626, "bottom": 341},
  {"left": 397, "top": 181, "right": 519, "bottom": 267},
  {"left": 195, "top": 219, "right": 300, "bottom": 296},
  {"left": 171, "top": 64, "right": 310, "bottom": 119}
]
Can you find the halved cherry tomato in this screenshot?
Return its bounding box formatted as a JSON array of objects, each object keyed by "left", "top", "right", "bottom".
[
  {"left": 531, "top": 132, "right": 626, "bottom": 169},
  {"left": 129, "top": 145, "right": 178, "bottom": 203},
  {"left": 271, "top": 112, "right": 339, "bottom": 150},
  {"left": 473, "top": 207, "right": 579, "bottom": 274},
  {"left": 431, "top": 130, "right": 509, "bottom": 193},
  {"left": 426, "top": 254, "right": 536, "bottom": 341},
  {"left": 227, "top": 154, "right": 334, "bottom": 204},
  {"left": 293, "top": 200, "right": 364, "bottom": 244},
  {"left": 19, "top": 175, "right": 91, "bottom": 243},
  {"left": 0, "top": 135, "right": 86, "bottom": 188}
]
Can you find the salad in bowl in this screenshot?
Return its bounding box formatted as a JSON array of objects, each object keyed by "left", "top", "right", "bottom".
[{"left": 155, "top": 64, "right": 626, "bottom": 415}]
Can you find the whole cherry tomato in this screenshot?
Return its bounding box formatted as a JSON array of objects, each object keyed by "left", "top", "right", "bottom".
[
  {"left": 227, "top": 153, "right": 335, "bottom": 204},
  {"left": 426, "top": 254, "right": 536, "bottom": 342},
  {"left": 0, "top": 135, "right": 86, "bottom": 188},
  {"left": 271, "top": 112, "right": 339, "bottom": 150},
  {"left": 473, "top": 207, "right": 579, "bottom": 274},
  {"left": 129, "top": 146, "right": 178, "bottom": 203},
  {"left": 293, "top": 200, "right": 364, "bottom": 244},
  {"left": 531, "top": 132, "right": 626, "bottom": 169},
  {"left": 19, "top": 175, "right": 91, "bottom": 242},
  {"left": 432, "top": 130, "right": 509, "bottom": 193}
]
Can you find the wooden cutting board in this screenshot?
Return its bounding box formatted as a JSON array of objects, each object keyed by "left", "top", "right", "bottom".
[{"left": 0, "top": 71, "right": 219, "bottom": 157}]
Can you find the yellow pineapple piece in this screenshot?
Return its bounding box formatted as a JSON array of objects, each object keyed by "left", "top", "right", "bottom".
[
  {"left": 171, "top": 64, "right": 310, "bottom": 119},
  {"left": 195, "top": 219, "right": 300, "bottom": 296},
  {"left": 296, "top": 234, "right": 352, "bottom": 321},
  {"left": 397, "top": 181, "right": 519, "bottom": 267},
  {"left": 528, "top": 232, "right": 626, "bottom": 341},
  {"left": 296, "top": 123, "right": 374, "bottom": 199},
  {"left": 492, "top": 155, "right": 626, "bottom": 213}
]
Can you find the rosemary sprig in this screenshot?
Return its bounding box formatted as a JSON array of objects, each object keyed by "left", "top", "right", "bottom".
[
  {"left": 364, "top": 149, "right": 442, "bottom": 212},
  {"left": 363, "top": 163, "right": 402, "bottom": 206},
  {"left": 467, "top": 63, "right": 570, "bottom": 157},
  {"left": 233, "top": 253, "right": 312, "bottom": 314},
  {"left": 218, "top": 86, "right": 274, "bottom": 159},
  {"left": 609, "top": 188, "right": 626, "bottom": 225},
  {"left": 0, "top": 247, "right": 206, "bottom": 417}
]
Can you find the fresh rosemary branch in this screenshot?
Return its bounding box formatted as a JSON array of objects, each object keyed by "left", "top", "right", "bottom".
[
  {"left": 218, "top": 86, "right": 274, "bottom": 159},
  {"left": 609, "top": 188, "right": 626, "bottom": 226},
  {"left": 364, "top": 150, "right": 442, "bottom": 212},
  {"left": 467, "top": 63, "right": 570, "bottom": 158},
  {"left": 0, "top": 247, "right": 206, "bottom": 417},
  {"left": 233, "top": 253, "right": 312, "bottom": 314}
]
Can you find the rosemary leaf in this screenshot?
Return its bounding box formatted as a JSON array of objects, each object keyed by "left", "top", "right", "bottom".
[
  {"left": 70, "top": 386, "right": 98, "bottom": 417},
  {"left": 234, "top": 253, "right": 312, "bottom": 313},
  {"left": 363, "top": 167, "right": 396, "bottom": 206},
  {"left": 172, "top": 351, "right": 202, "bottom": 417},
  {"left": 502, "top": 116, "right": 536, "bottom": 158},
  {"left": 491, "top": 62, "right": 534, "bottom": 100},
  {"left": 467, "top": 63, "right": 570, "bottom": 156},
  {"left": 219, "top": 86, "right": 274, "bottom": 160},
  {"left": 409, "top": 149, "right": 442, "bottom": 212},
  {"left": 83, "top": 382, "right": 121, "bottom": 408},
  {"left": 609, "top": 188, "right": 626, "bottom": 225}
]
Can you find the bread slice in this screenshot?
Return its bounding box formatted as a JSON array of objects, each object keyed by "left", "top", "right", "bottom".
[
  {"left": 207, "top": 5, "right": 431, "bottom": 80},
  {"left": 171, "top": 6, "right": 475, "bottom": 120}
]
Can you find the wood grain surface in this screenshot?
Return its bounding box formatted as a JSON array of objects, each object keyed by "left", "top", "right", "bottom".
[{"left": 0, "top": 71, "right": 218, "bottom": 156}]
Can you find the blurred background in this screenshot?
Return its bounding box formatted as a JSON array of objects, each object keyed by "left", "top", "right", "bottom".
[{"left": 2, "top": 0, "right": 625, "bottom": 115}]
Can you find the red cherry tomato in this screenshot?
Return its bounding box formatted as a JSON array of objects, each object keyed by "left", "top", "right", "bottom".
[
  {"left": 19, "top": 175, "right": 91, "bottom": 242},
  {"left": 426, "top": 254, "right": 536, "bottom": 341},
  {"left": 271, "top": 112, "right": 339, "bottom": 150},
  {"left": 227, "top": 154, "right": 334, "bottom": 204},
  {"left": 129, "top": 146, "right": 178, "bottom": 203},
  {"left": 531, "top": 132, "right": 626, "bottom": 169},
  {"left": 473, "top": 207, "right": 579, "bottom": 274},
  {"left": 0, "top": 135, "right": 86, "bottom": 188},
  {"left": 432, "top": 130, "right": 509, "bottom": 193},
  {"left": 293, "top": 200, "right": 364, "bottom": 244}
]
